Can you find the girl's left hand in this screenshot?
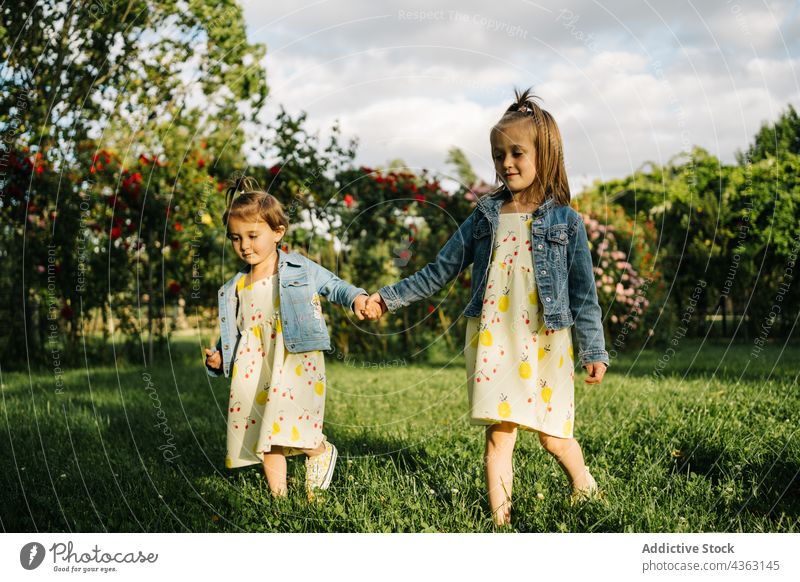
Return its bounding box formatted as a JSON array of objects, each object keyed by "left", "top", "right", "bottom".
[
  {"left": 583, "top": 362, "right": 607, "bottom": 384},
  {"left": 352, "top": 294, "right": 368, "bottom": 320}
]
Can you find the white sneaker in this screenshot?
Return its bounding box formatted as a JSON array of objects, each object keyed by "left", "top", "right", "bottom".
[{"left": 305, "top": 439, "right": 338, "bottom": 499}]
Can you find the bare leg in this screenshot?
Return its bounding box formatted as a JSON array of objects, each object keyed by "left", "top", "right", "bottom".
[
  {"left": 303, "top": 440, "right": 326, "bottom": 457},
  {"left": 538, "top": 433, "right": 591, "bottom": 489},
  {"left": 485, "top": 422, "right": 518, "bottom": 525},
  {"left": 262, "top": 446, "right": 288, "bottom": 496}
]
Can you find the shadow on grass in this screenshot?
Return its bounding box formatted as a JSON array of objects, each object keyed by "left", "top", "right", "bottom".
[{"left": 672, "top": 443, "right": 800, "bottom": 520}]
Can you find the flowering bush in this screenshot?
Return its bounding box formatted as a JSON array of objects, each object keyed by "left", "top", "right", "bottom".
[{"left": 575, "top": 195, "right": 665, "bottom": 348}]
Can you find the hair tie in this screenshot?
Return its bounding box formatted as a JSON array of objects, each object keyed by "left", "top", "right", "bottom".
[
  {"left": 225, "top": 183, "right": 239, "bottom": 209},
  {"left": 225, "top": 174, "right": 261, "bottom": 208}
]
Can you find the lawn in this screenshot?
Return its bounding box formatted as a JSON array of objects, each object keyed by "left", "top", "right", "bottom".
[{"left": 1, "top": 338, "right": 798, "bottom": 532}]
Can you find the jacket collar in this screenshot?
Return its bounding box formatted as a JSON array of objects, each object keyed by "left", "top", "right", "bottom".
[
  {"left": 476, "top": 187, "right": 556, "bottom": 218},
  {"left": 278, "top": 247, "right": 304, "bottom": 268},
  {"left": 227, "top": 248, "right": 297, "bottom": 289}
]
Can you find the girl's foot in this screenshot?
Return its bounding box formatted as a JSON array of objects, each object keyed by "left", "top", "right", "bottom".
[
  {"left": 570, "top": 467, "right": 602, "bottom": 505},
  {"left": 492, "top": 505, "right": 511, "bottom": 527},
  {"left": 305, "top": 439, "right": 337, "bottom": 500}
]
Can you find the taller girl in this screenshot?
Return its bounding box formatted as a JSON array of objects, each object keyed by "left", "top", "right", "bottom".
[{"left": 371, "top": 89, "right": 609, "bottom": 525}]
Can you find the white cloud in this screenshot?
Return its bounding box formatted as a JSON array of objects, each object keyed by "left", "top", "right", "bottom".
[{"left": 241, "top": 0, "right": 800, "bottom": 190}]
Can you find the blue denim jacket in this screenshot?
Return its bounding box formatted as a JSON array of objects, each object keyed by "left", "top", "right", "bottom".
[
  {"left": 379, "top": 189, "right": 609, "bottom": 368},
  {"left": 207, "top": 249, "right": 367, "bottom": 378}
]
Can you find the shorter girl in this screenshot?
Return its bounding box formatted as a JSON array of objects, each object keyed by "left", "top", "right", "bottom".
[
  {"left": 369, "top": 89, "right": 609, "bottom": 525},
  {"left": 205, "top": 178, "right": 379, "bottom": 499}
]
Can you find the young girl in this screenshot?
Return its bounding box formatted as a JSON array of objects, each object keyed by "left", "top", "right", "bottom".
[
  {"left": 205, "top": 177, "right": 380, "bottom": 499},
  {"left": 368, "top": 89, "right": 609, "bottom": 525}
]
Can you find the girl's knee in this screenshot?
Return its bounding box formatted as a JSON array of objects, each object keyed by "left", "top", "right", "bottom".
[
  {"left": 486, "top": 422, "right": 518, "bottom": 448},
  {"left": 539, "top": 432, "right": 570, "bottom": 456},
  {"left": 487, "top": 421, "right": 518, "bottom": 437}
]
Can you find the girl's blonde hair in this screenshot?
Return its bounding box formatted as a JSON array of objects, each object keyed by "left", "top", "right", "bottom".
[
  {"left": 491, "top": 88, "right": 571, "bottom": 206},
  {"left": 222, "top": 175, "right": 289, "bottom": 235}
]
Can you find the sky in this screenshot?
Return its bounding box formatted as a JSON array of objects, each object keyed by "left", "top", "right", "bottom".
[{"left": 240, "top": 0, "right": 800, "bottom": 192}]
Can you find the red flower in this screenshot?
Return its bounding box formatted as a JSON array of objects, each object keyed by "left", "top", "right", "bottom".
[
  {"left": 90, "top": 166, "right": 96, "bottom": 174},
  {"left": 343, "top": 194, "right": 354, "bottom": 208},
  {"left": 138, "top": 154, "right": 150, "bottom": 165},
  {"left": 168, "top": 281, "right": 181, "bottom": 295},
  {"left": 174, "top": 222, "right": 183, "bottom": 232},
  {"left": 270, "top": 164, "right": 280, "bottom": 176},
  {"left": 427, "top": 305, "right": 435, "bottom": 314},
  {"left": 415, "top": 193, "right": 425, "bottom": 203},
  {"left": 36, "top": 165, "right": 43, "bottom": 174},
  {"left": 197, "top": 158, "right": 204, "bottom": 169},
  {"left": 110, "top": 226, "right": 122, "bottom": 239}
]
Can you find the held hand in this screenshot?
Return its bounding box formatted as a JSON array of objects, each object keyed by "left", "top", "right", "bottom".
[
  {"left": 583, "top": 362, "right": 607, "bottom": 385},
  {"left": 205, "top": 348, "right": 222, "bottom": 371},
  {"left": 364, "top": 292, "right": 388, "bottom": 321},
  {"left": 352, "top": 294, "right": 369, "bottom": 320}
]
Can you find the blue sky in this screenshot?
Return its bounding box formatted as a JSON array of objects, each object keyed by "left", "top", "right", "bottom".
[{"left": 241, "top": 0, "right": 800, "bottom": 191}]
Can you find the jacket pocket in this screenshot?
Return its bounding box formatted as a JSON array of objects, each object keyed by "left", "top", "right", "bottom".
[
  {"left": 280, "top": 273, "right": 310, "bottom": 288},
  {"left": 472, "top": 215, "right": 492, "bottom": 239},
  {"left": 545, "top": 224, "right": 569, "bottom": 277},
  {"left": 545, "top": 224, "right": 569, "bottom": 245}
]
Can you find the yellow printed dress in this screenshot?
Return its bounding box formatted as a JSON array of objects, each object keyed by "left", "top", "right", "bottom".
[
  {"left": 225, "top": 274, "right": 327, "bottom": 469},
  {"left": 465, "top": 213, "right": 576, "bottom": 438}
]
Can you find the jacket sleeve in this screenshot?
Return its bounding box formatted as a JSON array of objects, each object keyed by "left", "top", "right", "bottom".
[
  {"left": 378, "top": 210, "right": 476, "bottom": 311},
  {"left": 312, "top": 260, "right": 368, "bottom": 310},
  {"left": 567, "top": 213, "right": 610, "bottom": 368},
  {"left": 205, "top": 337, "right": 224, "bottom": 377}
]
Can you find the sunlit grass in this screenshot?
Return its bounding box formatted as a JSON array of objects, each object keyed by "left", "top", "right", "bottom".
[{"left": 1, "top": 339, "right": 797, "bottom": 532}]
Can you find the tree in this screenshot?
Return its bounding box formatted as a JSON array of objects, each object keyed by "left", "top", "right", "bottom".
[
  {"left": 0, "top": 0, "right": 268, "bottom": 367},
  {"left": 738, "top": 104, "right": 800, "bottom": 164}
]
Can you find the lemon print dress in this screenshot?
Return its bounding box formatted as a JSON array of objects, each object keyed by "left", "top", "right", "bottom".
[
  {"left": 465, "top": 213, "right": 576, "bottom": 438},
  {"left": 225, "top": 274, "right": 327, "bottom": 469}
]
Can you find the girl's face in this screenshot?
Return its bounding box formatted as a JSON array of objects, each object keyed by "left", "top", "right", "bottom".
[
  {"left": 226, "top": 215, "right": 285, "bottom": 268},
  {"left": 491, "top": 122, "right": 537, "bottom": 194}
]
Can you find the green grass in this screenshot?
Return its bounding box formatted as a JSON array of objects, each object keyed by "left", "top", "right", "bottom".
[{"left": 1, "top": 339, "right": 798, "bottom": 532}]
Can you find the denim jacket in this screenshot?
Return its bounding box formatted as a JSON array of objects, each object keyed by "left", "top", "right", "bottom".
[
  {"left": 378, "top": 189, "right": 609, "bottom": 368},
  {"left": 207, "top": 249, "right": 367, "bottom": 378}
]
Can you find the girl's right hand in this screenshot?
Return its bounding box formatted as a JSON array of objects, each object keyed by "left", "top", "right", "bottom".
[
  {"left": 205, "top": 348, "right": 222, "bottom": 370},
  {"left": 583, "top": 362, "right": 607, "bottom": 384},
  {"left": 365, "top": 292, "right": 388, "bottom": 320}
]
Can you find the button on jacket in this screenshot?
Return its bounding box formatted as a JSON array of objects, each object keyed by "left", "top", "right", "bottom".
[
  {"left": 207, "top": 249, "right": 367, "bottom": 378},
  {"left": 378, "top": 188, "right": 609, "bottom": 368}
]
